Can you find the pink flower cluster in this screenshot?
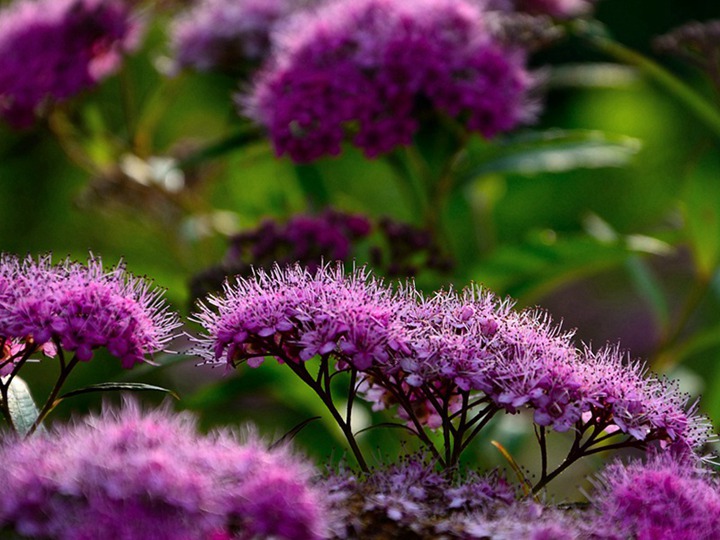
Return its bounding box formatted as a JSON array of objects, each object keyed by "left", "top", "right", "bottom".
[
  {"left": 0, "top": 254, "right": 179, "bottom": 370},
  {"left": 193, "top": 264, "right": 712, "bottom": 454},
  {"left": 0, "top": 0, "right": 142, "bottom": 128},
  {"left": 245, "top": 0, "right": 537, "bottom": 161},
  {"left": 0, "top": 401, "right": 327, "bottom": 539}
]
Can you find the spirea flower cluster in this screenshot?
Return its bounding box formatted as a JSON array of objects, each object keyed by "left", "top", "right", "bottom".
[
  {"left": 169, "top": 0, "right": 309, "bottom": 74},
  {"left": 321, "top": 456, "right": 515, "bottom": 538},
  {"left": 193, "top": 264, "right": 712, "bottom": 454},
  {"left": 189, "top": 209, "right": 452, "bottom": 302},
  {"left": 0, "top": 0, "right": 142, "bottom": 128},
  {"left": 245, "top": 0, "right": 537, "bottom": 161},
  {"left": 0, "top": 401, "right": 327, "bottom": 539},
  {"left": 0, "top": 254, "right": 179, "bottom": 369},
  {"left": 589, "top": 455, "right": 720, "bottom": 540}
]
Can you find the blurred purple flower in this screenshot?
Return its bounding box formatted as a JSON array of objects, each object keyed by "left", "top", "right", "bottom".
[
  {"left": 0, "top": 0, "right": 143, "bottom": 128},
  {"left": 0, "top": 253, "right": 179, "bottom": 369},
  {"left": 0, "top": 400, "right": 327, "bottom": 539},
  {"left": 487, "top": 0, "right": 593, "bottom": 18},
  {"left": 169, "top": 0, "right": 312, "bottom": 74},
  {"left": 589, "top": 454, "right": 720, "bottom": 540},
  {"left": 321, "top": 456, "right": 514, "bottom": 537},
  {"left": 245, "top": 0, "right": 537, "bottom": 161}
]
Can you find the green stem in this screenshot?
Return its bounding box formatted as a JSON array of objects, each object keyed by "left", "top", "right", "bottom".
[
  {"left": 27, "top": 353, "right": 79, "bottom": 437},
  {"left": 575, "top": 21, "right": 720, "bottom": 140}
]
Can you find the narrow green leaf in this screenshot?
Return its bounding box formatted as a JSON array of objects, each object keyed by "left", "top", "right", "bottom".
[
  {"left": 683, "top": 150, "right": 720, "bottom": 279},
  {"left": 6, "top": 376, "right": 43, "bottom": 436},
  {"left": 294, "top": 163, "right": 330, "bottom": 208},
  {"left": 56, "top": 382, "right": 180, "bottom": 404},
  {"left": 457, "top": 129, "right": 641, "bottom": 183},
  {"left": 270, "top": 416, "right": 322, "bottom": 449},
  {"left": 177, "top": 125, "right": 263, "bottom": 168}
]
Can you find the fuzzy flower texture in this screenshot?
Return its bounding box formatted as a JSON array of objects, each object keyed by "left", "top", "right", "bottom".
[
  {"left": 246, "top": 0, "right": 538, "bottom": 161},
  {"left": 170, "top": 0, "right": 312, "bottom": 74},
  {"left": 0, "top": 0, "right": 142, "bottom": 128},
  {"left": 0, "top": 401, "right": 327, "bottom": 540},
  {"left": 0, "top": 253, "right": 179, "bottom": 372},
  {"left": 194, "top": 264, "right": 713, "bottom": 456}
]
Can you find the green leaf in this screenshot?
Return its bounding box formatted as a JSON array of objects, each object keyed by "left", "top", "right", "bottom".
[
  {"left": 683, "top": 150, "right": 720, "bottom": 280},
  {"left": 624, "top": 255, "right": 670, "bottom": 329},
  {"left": 471, "top": 230, "right": 674, "bottom": 303},
  {"left": 177, "top": 125, "right": 263, "bottom": 168},
  {"left": 6, "top": 376, "right": 43, "bottom": 436},
  {"left": 56, "top": 382, "right": 180, "bottom": 404},
  {"left": 270, "top": 416, "right": 322, "bottom": 449},
  {"left": 294, "top": 163, "right": 330, "bottom": 208},
  {"left": 456, "top": 129, "right": 641, "bottom": 183}
]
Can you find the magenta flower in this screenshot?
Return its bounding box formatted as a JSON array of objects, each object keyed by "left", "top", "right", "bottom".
[
  {"left": 169, "top": 0, "right": 310, "bottom": 74},
  {"left": 0, "top": 253, "right": 179, "bottom": 369},
  {"left": 245, "top": 0, "right": 537, "bottom": 161},
  {"left": 0, "top": 400, "right": 327, "bottom": 539},
  {"left": 193, "top": 263, "right": 713, "bottom": 461},
  {"left": 589, "top": 455, "right": 720, "bottom": 540},
  {"left": 0, "top": 0, "right": 143, "bottom": 128}
]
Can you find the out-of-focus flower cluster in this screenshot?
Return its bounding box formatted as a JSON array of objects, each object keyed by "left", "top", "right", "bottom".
[
  {"left": 169, "top": 0, "right": 311, "bottom": 74},
  {"left": 322, "top": 456, "right": 515, "bottom": 538},
  {"left": 321, "top": 453, "right": 720, "bottom": 539},
  {"left": 0, "top": 0, "right": 143, "bottom": 128},
  {"left": 0, "top": 401, "right": 327, "bottom": 540},
  {"left": 245, "top": 0, "right": 538, "bottom": 161},
  {"left": 487, "top": 0, "right": 594, "bottom": 19},
  {"left": 189, "top": 209, "right": 452, "bottom": 302},
  {"left": 0, "top": 253, "right": 179, "bottom": 371},
  {"left": 193, "top": 264, "right": 712, "bottom": 456}
]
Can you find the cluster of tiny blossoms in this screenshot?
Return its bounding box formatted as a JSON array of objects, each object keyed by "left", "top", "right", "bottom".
[
  {"left": 169, "top": 0, "right": 310, "bottom": 74},
  {"left": 321, "top": 456, "right": 515, "bottom": 538},
  {"left": 0, "top": 401, "right": 327, "bottom": 539},
  {"left": 0, "top": 0, "right": 143, "bottom": 128},
  {"left": 0, "top": 253, "right": 179, "bottom": 370},
  {"left": 245, "top": 0, "right": 537, "bottom": 161},
  {"left": 193, "top": 264, "right": 712, "bottom": 456}
]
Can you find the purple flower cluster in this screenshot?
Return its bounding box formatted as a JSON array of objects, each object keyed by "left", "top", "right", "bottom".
[
  {"left": 0, "top": 254, "right": 179, "bottom": 369},
  {"left": 169, "top": 0, "right": 308, "bottom": 74},
  {"left": 487, "top": 0, "right": 593, "bottom": 18},
  {"left": 0, "top": 401, "right": 327, "bottom": 539},
  {"left": 193, "top": 264, "right": 712, "bottom": 454},
  {"left": 321, "top": 456, "right": 514, "bottom": 538},
  {"left": 589, "top": 455, "right": 720, "bottom": 540},
  {"left": 0, "top": 0, "right": 142, "bottom": 129},
  {"left": 189, "top": 209, "right": 452, "bottom": 302},
  {"left": 245, "top": 0, "right": 537, "bottom": 161}
]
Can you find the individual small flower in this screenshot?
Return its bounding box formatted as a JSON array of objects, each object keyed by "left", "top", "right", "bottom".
[
  {"left": 0, "top": 253, "right": 180, "bottom": 369},
  {"left": 0, "top": 0, "right": 143, "bottom": 128},
  {"left": 588, "top": 454, "right": 720, "bottom": 540},
  {"left": 0, "top": 400, "right": 327, "bottom": 540},
  {"left": 169, "top": 0, "right": 312, "bottom": 74},
  {"left": 245, "top": 0, "right": 537, "bottom": 161}
]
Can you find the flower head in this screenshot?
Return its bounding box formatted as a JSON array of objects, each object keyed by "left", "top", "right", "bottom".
[
  {"left": 169, "top": 0, "right": 312, "bottom": 74},
  {"left": 0, "top": 0, "right": 143, "bottom": 128},
  {"left": 321, "top": 456, "right": 514, "bottom": 537},
  {"left": 0, "top": 400, "right": 327, "bottom": 540},
  {"left": 193, "top": 263, "right": 713, "bottom": 456},
  {"left": 245, "top": 0, "right": 537, "bottom": 161},
  {"left": 0, "top": 253, "right": 179, "bottom": 369},
  {"left": 589, "top": 455, "right": 720, "bottom": 540}
]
